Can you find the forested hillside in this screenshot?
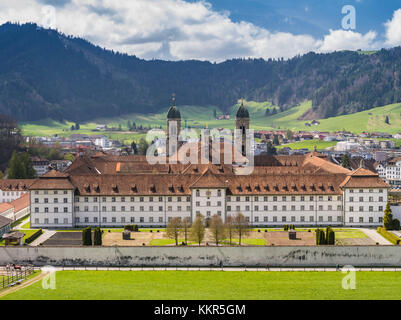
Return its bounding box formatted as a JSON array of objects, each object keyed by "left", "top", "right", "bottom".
[{"left": 1, "top": 22, "right": 401, "bottom": 122}]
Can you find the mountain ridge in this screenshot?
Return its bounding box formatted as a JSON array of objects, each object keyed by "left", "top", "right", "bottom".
[{"left": 1, "top": 22, "right": 401, "bottom": 122}]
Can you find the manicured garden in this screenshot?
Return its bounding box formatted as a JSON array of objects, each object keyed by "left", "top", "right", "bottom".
[{"left": 3, "top": 270, "right": 401, "bottom": 300}]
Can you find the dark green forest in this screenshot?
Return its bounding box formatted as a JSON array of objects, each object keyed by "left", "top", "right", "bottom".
[{"left": 1, "top": 22, "right": 401, "bottom": 122}]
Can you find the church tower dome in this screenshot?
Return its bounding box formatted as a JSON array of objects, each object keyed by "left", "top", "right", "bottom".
[
  {"left": 235, "top": 99, "right": 250, "bottom": 156},
  {"left": 166, "top": 94, "right": 181, "bottom": 160}
]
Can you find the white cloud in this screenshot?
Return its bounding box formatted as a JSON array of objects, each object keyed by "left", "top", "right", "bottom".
[
  {"left": 0, "top": 0, "right": 381, "bottom": 62},
  {"left": 318, "top": 29, "right": 378, "bottom": 52},
  {"left": 385, "top": 8, "right": 401, "bottom": 47}
]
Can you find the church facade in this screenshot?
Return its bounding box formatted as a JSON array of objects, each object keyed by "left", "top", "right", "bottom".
[{"left": 29, "top": 104, "right": 389, "bottom": 229}]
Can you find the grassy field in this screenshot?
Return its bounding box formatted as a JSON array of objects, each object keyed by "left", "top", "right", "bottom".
[
  {"left": 20, "top": 100, "right": 401, "bottom": 141},
  {"left": 277, "top": 140, "right": 338, "bottom": 151},
  {"left": 2, "top": 270, "right": 401, "bottom": 300}
]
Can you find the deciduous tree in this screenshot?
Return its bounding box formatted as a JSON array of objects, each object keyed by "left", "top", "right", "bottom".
[
  {"left": 166, "top": 217, "right": 182, "bottom": 246},
  {"left": 209, "top": 215, "right": 226, "bottom": 246},
  {"left": 191, "top": 214, "right": 205, "bottom": 246},
  {"left": 234, "top": 213, "right": 250, "bottom": 246}
]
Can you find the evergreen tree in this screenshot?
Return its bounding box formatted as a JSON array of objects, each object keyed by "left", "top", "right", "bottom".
[
  {"left": 385, "top": 115, "right": 390, "bottom": 124},
  {"left": 265, "top": 141, "right": 277, "bottom": 155},
  {"left": 137, "top": 138, "right": 149, "bottom": 155},
  {"left": 265, "top": 108, "right": 270, "bottom": 116},
  {"left": 93, "top": 228, "right": 102, "bottom": 246},
  {"left": 75, "top": 123, "right": 80, "bottom": 130},
  {"left": 273, "top": 135, "right": 280, "bottom": 146},
  {"left": 8, "top": 151, "right": 36, "bottom": 179},
  {"left": 82, "top": 227, "right": 92, "bottom": 246},
  {"left": 383, "top": 203, "right": 393, "bottom": 230},
  {"left": 131, "top": 141, "right": 138, "bottom": 154},
  {"left": 341, "top": 154, "right": 351, "bottom": 169}
]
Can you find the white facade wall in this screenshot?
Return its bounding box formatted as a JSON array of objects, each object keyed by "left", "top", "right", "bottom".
[
  {"left": 73, "top": 195, "right": 191, "bottom": 227},
  {"left": 227, "top": 194, "right": 343, "bottom": 226},
  {"left": 30, "top": 189, "right": 74, "bottom": 228},
  {"left": 0, "top": 207, "right": 14, "bottom": 220},
  {"left": 192, "top": 188, "right": 225, "bottom": 219},
  {"left": 343, "top": 188, "right": 387, "bottom": 226},
  {"left": 29, "top": 186, "right": 388, "bottom": 228},
  {"left": 0, "top": 190, "right": 27, "bottom": 203}
]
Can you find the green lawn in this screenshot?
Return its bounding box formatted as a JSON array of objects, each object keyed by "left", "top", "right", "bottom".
[
  {"left": 2, "top": 270, "right": 401, "bottom": 300},
  {"left": 149, "top": 239, "right": 195, "bottom": 246},
  {"left": 334, "top": 230, "right": 368, "bottom": 240},
  {"left": 277, "top": 140, "right": 337, "bottom": 151}
]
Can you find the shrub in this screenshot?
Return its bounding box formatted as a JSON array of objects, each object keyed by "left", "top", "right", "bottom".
[
  {"left": 93, "top": 227, "right": 102, "bottom": 246},
  {"left": 377, "top": 227, "right": 401, "bottom": 245},
  {"left": 124, "top": 225, "right": 139, "bottom": 232},
  {"left": 82, "top": 227, "right": 92, "bottom": 246},
  {"left": 24, "top": 229, "right": 43, "bottom": 244},
  {"left": 392, "top": 219, "right": 400, "bottom": 231},
  {"left": 316, "top": 228, "right": 327, "bottom": 245},
  {"left": 327, "top": 229, "right": 335, "bottom": 245}
]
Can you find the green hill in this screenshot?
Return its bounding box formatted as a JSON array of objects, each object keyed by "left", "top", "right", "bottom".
[{"left": 21, "top": 100, "right": 401, "bottom": 141}]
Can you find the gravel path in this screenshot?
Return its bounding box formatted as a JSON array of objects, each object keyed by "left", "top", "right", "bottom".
[
  {"left": 358, "top": 228, "right": 392, "bottom": 245},
  {"left": 29, "top": 230, "right": 57, "bottom": 247}
]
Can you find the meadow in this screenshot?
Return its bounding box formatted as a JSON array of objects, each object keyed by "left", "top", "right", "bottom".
[
  {"left": 20, "top": 100, "right": 401, "bottom": 145},
  {"left": 2, "top": 270, "right": 401, "bottom": 300}
]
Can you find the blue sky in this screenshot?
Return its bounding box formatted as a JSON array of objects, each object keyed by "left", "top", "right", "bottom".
[
  {"left": 0, "top": 0, "right": 400, "bottom": 61},
  {"left": 202, "top": 0, "right": 399, "bottom": 39}
]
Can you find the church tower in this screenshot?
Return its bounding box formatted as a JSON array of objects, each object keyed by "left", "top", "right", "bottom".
[
  {"left": 235, "top": 99, "right": 250, "bottom": 156},
  {"left": 166, "top": 95, "right": 181, "bottom": 159}
]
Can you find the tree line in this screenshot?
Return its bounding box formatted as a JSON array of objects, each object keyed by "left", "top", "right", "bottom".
[{"left": 166, "top": 212, "right": 250, "bottom": 246}]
